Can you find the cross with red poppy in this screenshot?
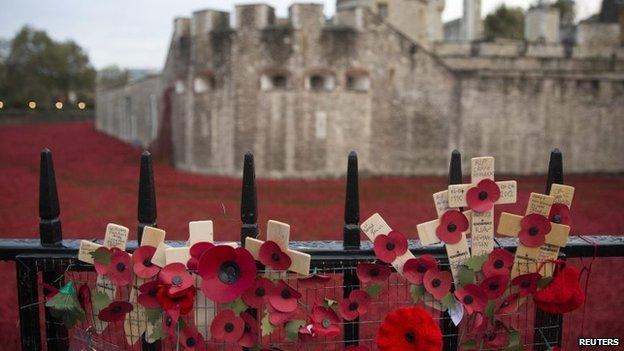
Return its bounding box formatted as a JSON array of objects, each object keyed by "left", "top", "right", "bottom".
[
  {"left": 416, "top": 190, "right": 472, "bottom": 284},
  {"left": 361, "top": 213, "right": 416, "bottom": 273},
  {"left": 77, "top": 223, "right": 129, "bottom": 334},
  {"left": 245, "top": 220, "right": 312, "bottom": 276},
  {"left": 539, "top": 184, "right": 575, "bottom": 277},
  {"left": 448, "top": 157, "right": 517, "bottom": 256},
  {"left": 497, "top": 192, "right": 571, "bottom": 278}
]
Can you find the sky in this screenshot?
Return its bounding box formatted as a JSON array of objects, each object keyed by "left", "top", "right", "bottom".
[{"left": 0, "top": 0, "right": 603, "bottom": 70}]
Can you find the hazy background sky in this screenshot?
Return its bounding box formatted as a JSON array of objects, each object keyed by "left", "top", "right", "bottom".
[{"left": 0, "top": 0, "right": 602, "bottom": 70}]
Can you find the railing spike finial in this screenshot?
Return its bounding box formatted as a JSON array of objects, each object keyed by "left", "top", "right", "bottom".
[
  {"left": 137, "top": 150, "right": 157, "bottom": 244},
  {"left": 449, "top": 149, "right": 463, "bottom": 186},
  {"left": 546, "top": 148, "right": 563, "bottom": 194},
  {"left": 343, "top": 151, "right": 360, "bottom": 249},
  {"left": 39, "top": 148, "right": 62, "bottom": 246},
  {"left": 241, "top": 152, "right": 258, "bottom": 245}
]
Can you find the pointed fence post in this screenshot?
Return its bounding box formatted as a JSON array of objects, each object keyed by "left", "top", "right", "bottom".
[
  {"left": 137, "top": 151, "right": 161, "bottom": 351},
  {"left": 343, "top": 151, "right": 361, "bottom": 347},
  {"left": 533, "top": 149, "right": 564, "bottom": 350},
  {"left": 241, "top": 152, "right": 258, "bottom": 244}
]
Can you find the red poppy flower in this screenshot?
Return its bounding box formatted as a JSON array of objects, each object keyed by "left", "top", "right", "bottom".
[
  {"left": 138, "top": 280, "right": 161, "bottom": 309},
  {"left": 93, "top": 247, "right": 112, "bottom": 275},
  {"left": 163, "top": 309, "right": 180, "bottom": 336},
  {"left": 549, "top": 203, "right": 571, "bottom": 225},
  {"left": 482, "top": 249, "right": 514, "bottom": 277},
  {"left": 259, "top": 240, "right": 292, "bottom": 270},
  {"left": 198, "top": 245, "right": 257, "bottom": 303},
  {"left": 78, "top": 283, "right": 91, "bottom": 311},
  {"left": 454, "top": 284, "right": 487, "bottom": 315},
  {"left": 376, "top": 307, "right": 442, "bottom": 351},
  {"left": 512, "top": 273, "right": 541, "bottom": 296},
  {"left": 210, "top": 309, "right": 245, "bottom": 343},
  {"left": 495, "top": 293, "right": 523, "bottom": 316},
  {"left": 132, "top": 246, "right": 160, "bottom": 279},
  {"left": 268, "top": 280, "right": 302, "bottom": 313},
  {"left": 242, "top": 277, "right": 273, "bottom": 309},
  {"left": 187, "top": 242, "right": 215, "bottom": 271},
  {"left": 470, "top": 312, "right": 489, "bottom": 334},
  {"left": 179, "top": 326, "right": 204, "bottom": 350},
  {"left": 156, "top": 285, "right": 196, "bottom": 315},
  {"left": 297, "top": 273, "right": 331, "bottom": 287},
  {"left": 356, "top": 263, "right": 391, "bottom": 283},
  {"left": 373, "top": 230, "right": 408, "bottom": 263},
  {"left": 436, "top": 210, "right": 469, "bottom": 245},
  {"left": 479, "top": 274, "right": 508, "bottom": 299},
  {"left": 518, "top": 214, "right": 552, "bottom": 248},
  {"left": 98, "top": 301, "right": 134, "bottom": 322},
  {"left": 238, "top": 312, "right": 259, "bottom": 347},
  {"left": 268, "top": 303, "right": 298, "bottom": 325},
  {"left": 159, "top": 262, "right": 194, "bottom": 295},
  {"left": 423, "top": 269, "right": 452, "bottom": 300},
  {"left": 311, "top": 305, "right": 341, "bottom": 338},
  {"left": 533, "top": 265, "right": 584, "bottom": 314},
  {"left": 466, "top": 179, "right": 500, "bottom": 213},
  {"left": 345, "top": 346, "right": 371, "bottom": 351},
  {"left": 107, "top": 248, "right": 132, "bottom": 287},
  {"left": 482, "top": 327, "right": 509, "bottom": 349},
  {"left": 339, "top": 289, "right": 371, "bottom": 321},
  {"left": 402, "top": 255, "right": 438, "bottom": 285}
]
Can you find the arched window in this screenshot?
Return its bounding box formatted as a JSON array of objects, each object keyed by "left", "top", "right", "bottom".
[
  {"left": 261, "top": 70, "right": 290, "bottom": 91},
  {"left": 346, "top": 69, "right": 370, "bottom": 92},
  {"left": 305, "top": 71, "right": 335, "bottom": 91}
]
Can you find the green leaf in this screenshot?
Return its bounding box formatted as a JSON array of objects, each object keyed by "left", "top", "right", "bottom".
[
  {"left": 462, "top": 339, "right": 478, "bottom": 350},
  {"left": 323, "top": 298, "right": 337, "bottom": 308},
  {"left": 176, "top": 318, "right": 187, "bottom": 330},
  {"left": 261, "top": 309, "right": 275, "bottom": 336},
  {"left": 90, "top": 247, "right": 111, "bottom": 266},
  {"left": 146, "top": 308, "right": 162, "bottom": 324},
  {"left": 284, "top": 320, "right": 306, "bottom": 342},
  {"left": 440, "top": 293, "right": 456, "bottom": 311},
  {"left": 149, "top": 323, "right": 164, "bottom": 341},
  {"left": 409, "top": 284, "right": 425, "bottom": 304},
  {"left": 465, "top": 255, "right": 489, "bottom": 272},
  {"left": 91, "top": 291, "right": 111, "bottom": 310},
  {"left": 484, "top": 300, "right": 496, "bottom": 318},
  {"left": 504, "top": 330, "right": 521, "bottom": 351},
  {"left": 457, "top": 266, "right": 476, "bottom": 287},
  {"left": 224, "top": 297, "right": 248, "bottom": 315},
  {"left": 366, "top": 283, "right": 383, "bottom": 298},
  {"left": 537, "top": 277, "right": 553, "bottom": 289}
]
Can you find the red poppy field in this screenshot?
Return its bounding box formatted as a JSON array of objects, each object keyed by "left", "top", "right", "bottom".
[{"left": 1, "top": 120, "right": 624, "bottom": 349}]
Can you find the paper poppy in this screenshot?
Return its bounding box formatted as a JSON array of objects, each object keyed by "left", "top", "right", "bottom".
[
  {"left": 93, "top": 247, "right": 112, "bottom": 275},
  {"left": 156, "top": 285, "right": 196, "bottom": 315},
  {"left": 311, "top": 305, "right": 341, "bottom": 338},
  {"left": 373, "top": 230, "right": 408, "bottom": 263},
  {"left": 512, "top": 273, "right": 541, "bottom": 296},
  {"left": 376, "top": 306, "right": 442, "bottom": 351},
  {"left": 454, "top": 284, "right": 487, "bottom": 315},
  {"left": 98, "top": 301, "right": 133, "bottom": 322},
  {"left": 242, "top": 277, "right": 274, "bottom": 309},
  {"left": 163, "top": 309, "right": 180, "bottom": 336},
  {"left": 518, "top": 213, "right": 551, "bottom": 248},
  {"left": 436, "top": 210, "right": 469, "bottom": 245},
  {"left": 210, "top": 309, "right": 245, "bottom": 343},
  {"left": 339, "top": 289, "right": 371, "bottom": 321},
  {"left": 187, "top": 241, "right": 215, "bottom": 271},
  {"left": 132, "top": 246, "right": 160, "bottom": 278},
  {"left": 259, "top": 240, "right": 292, "bottom": 271},
  {"left": 138, "top": 280, "right": 161, "bottom": 309},
  {"left": 402, "top": 255, "right": 438, "bottom": 285},
  {"left": 356, "top": 263, "right": 391, "bottom": 283},
  {"left": 297, "top": 273, "right": 331, "bottom": 287},
  {"left": 238, "top": 312, "right": 259, "bottom": 347},
  {"left": 268, "top": 280, "right": 302, "bottom": 313},
  {"left": 107, "top": 248, "right": 132, "bottom": 286},
  {"left": 534, "top": 265, "right": 584, "bottom": 314},
  {"left": 198, "top": 245, "right": 257, "bottom": 303},
  {"left": 549, "top": 203, "right": 571, "bottom": 225},
  {"left": 179, "top": 326, "right": 204, "bottom": 350},
  {"left": 479, "top": 274, "right": 508, "bottom": 299},
  {"left": 482, "top": 249, "right": 514, "bottom": 277},
  {"left": 159, "top": 262, "right": 194, "bottom": 295},
  {"left": 268, "top": 303, "right": 298, "bottom": 326},
  {"left": 423, "top": 269, "right": 452, "bottom": 300},
  {"left": 466, "top": 179, "right": 500, "bottom": 213},
  {"left": 495, "top": 293, "right": 522, "bottom": 316},
  {"left": 78, "top": 284, "right": 91, "bottom": 311}
]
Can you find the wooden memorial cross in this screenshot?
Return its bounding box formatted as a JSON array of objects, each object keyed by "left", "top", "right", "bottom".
[
  {"left": 448, "top": 157, "right": 517, "bottom": 256},
  {"left": 539, "top": 184, "right": 575, "bottom": 277},
  {"left": 361, "top": 213, "right": 415, "bottom": 276},
  {"left": 245, "top": 220, "right": 312, "bottom": 276},
  {"left": 416, "top": 190, "right": 472, "bottom": 283},
  {"left": 124, "top": 226, "right": 166, "bottom": 345},
  {"left": 77, "top": 223, "right": 129, "bottom": 334},
  {"left": 497, "top": 192, "right": 571, "bottom": 278}
]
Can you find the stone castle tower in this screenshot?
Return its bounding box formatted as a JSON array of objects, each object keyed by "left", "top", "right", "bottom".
[{"left": 96, "top": 1, "right": 624, "bottom": 178}]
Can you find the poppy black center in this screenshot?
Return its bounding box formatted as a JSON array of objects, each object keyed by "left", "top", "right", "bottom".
[
  {"left": 255, "top": 287, "right": 266, "bottom": 297},
  {"left": 116, "top": 262, "right": 126, "bottom": 272},
  {"left": 501, "top": 300, "right": 510, "bottom": 308},
  {"left": 447, "top": 223, "right": 457, "bottom": 232},
  {"left": 142, "top": 259, "right": 153, "bottom": 267},
  {"left": 553, "top": 214, "right": 562, "bottom": 224},
  {"left": 416, "top": 264, "right": 427, "bottom": 273},
  {"left": 370, "top": 268, "right": 380, "bottom": 277},
  {"left": 349, "top": 302, "right": 359, "bottom": 311},
  {"left": 405, "top": 331, "right": 416, "bottom": 343},
  {"left": 271, "top": 253, "right": 280, "bottom": 261},
  {"left": 171, "top": 276, "right": 183, "bottom": 286},
  {"left": 322, "top": 319, "right": 331, "bottom": 328},
  {"left": 385, "top": 242, "right": 395, "bottom": 251},
  {"left": 280, "top": 289, "right": 292, "bottom": 299},
  {"left": 244, "top": 323, "right": 251, "bottom": 333},
  {"left": 520, "top": 281, "right": 531, "bottom": 289},
  {"left": 431, "top": 278, "right": 441, "bottom": 288},
  {"left": 489, "top": 282, "right": 499, "bottom": 291},
  {"left": 111, "top": 305, "right": 122, "bottom": 313},
  {"left": 218, "top": 261, "right": 241, "bottom": 285},
  {"left": 528, "top": 227, "right": 539, "bottom": 236},
  {"left": 463, "top": 295, "right": 474, "bottom": 305},
  {"left": 148, "top": 287, "right": 157, "bottom": 297},
  {"left": 493, "top": 259, "right": 504, "bottom": 269},
  {"left": 478, "top": 191, "right": 488, "bottom": 200},
  {"left": 486, "top": 332, "right": 496, "bottom": 341},
  {"left": 186, "top": 337, "right": 196, "bottom": 347},
  {"left": 165, "top": 317, "right": 172, "bottom": 326},
  {"left": 224, "top": 322, "right": 234, "bottom": 333}
]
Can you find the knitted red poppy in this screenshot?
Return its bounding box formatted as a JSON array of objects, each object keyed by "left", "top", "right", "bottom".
[
  {"left": 377, "top": 307, "right": 442, "bottom": 351},
  {"left": 533, "top": 265, "right": 584, "bottom": 314}
]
